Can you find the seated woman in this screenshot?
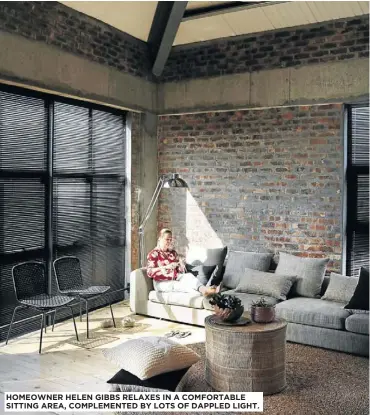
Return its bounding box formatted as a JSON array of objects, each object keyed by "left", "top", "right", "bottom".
[{"left": 147, "top": 228, "right": 220, "bottom": 297}]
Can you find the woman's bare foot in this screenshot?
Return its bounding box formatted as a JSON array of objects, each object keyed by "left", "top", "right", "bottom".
[{"left": 200, "top": 285, "right": 221, "bottom": 297}]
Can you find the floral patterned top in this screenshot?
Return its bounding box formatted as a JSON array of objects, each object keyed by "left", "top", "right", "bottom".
[{"left": 146, "top": 247, "right": 181, "bottom": 281}]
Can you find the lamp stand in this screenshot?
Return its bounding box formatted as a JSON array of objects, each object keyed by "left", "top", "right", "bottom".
[
  {"left": 139, "top": 176, "right": 164, "bottom": 267},
  {"left": 138, "top": 173, "right": 188, "bottom": 268}
]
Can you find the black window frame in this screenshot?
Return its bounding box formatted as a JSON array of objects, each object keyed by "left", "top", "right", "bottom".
[
  {"left": 344, "top": 102, "right": 369, "bottom": 277},
  {"left": 0, "top": 83, "right": 128, "bottom": 339}
]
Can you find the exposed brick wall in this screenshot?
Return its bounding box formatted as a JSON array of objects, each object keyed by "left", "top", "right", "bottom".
[
  {"left": 131, "top": 112, "right": 142, "bottom": 270},
  {"left": 158, "top": 104, "right": 343, "bottom": 271},
  {"left": 161, "top": 16, "right": 369, "bottom": 82},
  {"left": 0, "top": 1, "right": 151, "bottom": 78}
]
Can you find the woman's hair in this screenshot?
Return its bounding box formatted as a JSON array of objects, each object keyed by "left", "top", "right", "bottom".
[{"left": 158, "top": 228, "right": 172, "bottom": 239}]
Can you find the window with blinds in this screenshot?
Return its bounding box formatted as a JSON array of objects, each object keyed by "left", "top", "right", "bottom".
[
  {"left": 346, "top": 105, "right": 369, "bottom": 276},
  {"left": 0, "top": 85, "right": 127, "bottom": 340}
]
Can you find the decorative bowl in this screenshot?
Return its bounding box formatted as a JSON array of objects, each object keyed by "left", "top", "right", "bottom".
[
  {"left": 214, "top": 305, "right": 244, "bottom": 323},
  {"left": 250, "top": 305, "right": 275, "bottom": 323}
]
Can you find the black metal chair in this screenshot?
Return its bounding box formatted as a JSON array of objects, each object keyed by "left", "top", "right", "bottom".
[
  {"left": 53, "top": 256, "right": 116, "bottom": 338},
  {"left": 6, "top": 261, "right": 79, "bottom": 354}
]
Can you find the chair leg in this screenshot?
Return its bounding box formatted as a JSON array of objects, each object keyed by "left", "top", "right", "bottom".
[
  {"left": 52, "top": 310, "right": 57, "bottom": 332},
  {"left": 5, "top": 306, "right": 22, "bottom": 345},
  {"left": 84, "top": 299, "right": 90, "bottom": 339},
  {"left": 69, "top": 306, "right": 79, "bottom": 342},
  {"left": 79, "top": 301, "right": 82, "bottom": 322},
  {"left": 39, "top": 313, "right": 45, "bottom": 354},
  {"left": 109, "top": 302, "right": 116, "bottom": 328}
]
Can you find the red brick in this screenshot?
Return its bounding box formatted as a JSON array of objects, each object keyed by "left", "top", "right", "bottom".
[{"left": 157, "top": 104, "right": 342, "bottom": 272}]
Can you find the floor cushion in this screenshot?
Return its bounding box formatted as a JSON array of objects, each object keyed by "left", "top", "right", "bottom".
[{"left": 107, "top": 367, "right": 189, "bottom": 391}]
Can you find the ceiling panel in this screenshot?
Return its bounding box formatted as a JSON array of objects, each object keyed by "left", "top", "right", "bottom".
[
  {"left": 222, "top": 6, "right": 275, "bottom": 35},
  {"left": 60, "top": 1, "right": 157, "bottom": 42},
  {"left": 263, "top": 2, "right": 317, "bottom": 29},
  {"left": 358, "top": 2, "right": 369, "bottom": 14},
  {"left": 307, "top": 1, "right": 361, "bottom": 21},
  {"left": 348, "top": 1, "right": 369, "bottom": 16},
  {"left": 174, "top": 14, "right": 235, "bottom": 45},
  {"left": 61, "top": 1, "right": 369, "bottom": 46},
  {"left": 176, "top": 0, "right": 369, "bottom": 45}
]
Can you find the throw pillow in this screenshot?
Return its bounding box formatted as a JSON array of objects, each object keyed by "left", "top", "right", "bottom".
[
  {"left": 345, "top": 267, "right": 369, "bottom": 311},
  {"left": 235, "top": 268, "right": 296, "bottom": 300},
  {"left": 321, "top": 272, "right": 359, "bottom": 303},
  {"left": 206, "top": 264, "right": 225, "bottom": 286},
  {"left": 107, "top": 367, "right": 189, "bottom": 391},
  {"left": 185, "top": 245, "right": 227, "bottom": 267},
  {"left": 185, "top": 245, "right": 227, "bottom": 286},
  {"left": 275, "top": 252, "right": 329, "bottom": 298},
  {"left": 102, "top": 336, "right": 200, "bottom": 380},
  {"left": 185, "top": 264, "right": 216, "bottom": 286},
  {"left": 222, "top": 251, "right": 273, "bottom": 289}
]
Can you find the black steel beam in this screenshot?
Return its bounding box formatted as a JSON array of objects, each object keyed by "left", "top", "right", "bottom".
[
  {"left": 182, "top": 1, "right": 282, "bottom": 21},
  {"left": 148, "top": 1, "right": 188, "bottom": 77}
]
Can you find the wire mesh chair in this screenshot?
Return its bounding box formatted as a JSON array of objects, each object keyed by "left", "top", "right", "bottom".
[
  {"left": 6, "top": 261, "right": 79, "bottom": 354},
  {"left": 53, "top": 256, "right": 116, "bottom": 338}
]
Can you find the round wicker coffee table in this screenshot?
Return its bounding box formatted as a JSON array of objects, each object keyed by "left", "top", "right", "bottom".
[{"left": 205, "top": 315, "right": 287, "bottom": 394}]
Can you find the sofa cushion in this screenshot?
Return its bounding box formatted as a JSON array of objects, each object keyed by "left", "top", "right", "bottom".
[
  {"left": 235, "top": 268, "right": 296, "bottom": 300},
  {"left": 185, "top": 245, "right": 227, "bottom": 286},
  {"left": 345, "top": 267, "right": 369, "bottom": 311},
  {"left": 275, "top": 252, "right": 329, "bottom": 298},
  {"left": 203, "top": 289, "right": 278, "bottom": 311},
  {"left": 149, "top": 290, "right": 204, "bottom": 309},
  {"left": 185, "top": 264, "right": 216, "bottom": 286},
  {"left": 275, "top": 297, "right": 350, "bottom": 330},
  {"left": 345, "top": 313, "right": 369, "bottom": 335},
  {"left": 186, "top": 245, "right": 227, "bottom": 266},
  {"left": 321, "top": 272, "right": 359, "bottom": 303},
  {"left": 222, "top": 251, "right": 273, "bottom": 289}
]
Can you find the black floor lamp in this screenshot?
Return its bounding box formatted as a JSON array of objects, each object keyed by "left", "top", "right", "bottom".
[{"left": 139, "top": 173, "right": 188, "bottom": 267}]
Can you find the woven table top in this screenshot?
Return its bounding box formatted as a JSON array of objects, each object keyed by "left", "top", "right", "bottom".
[{"left": 205, "top": 314, "right": 287, "bottom": 333}]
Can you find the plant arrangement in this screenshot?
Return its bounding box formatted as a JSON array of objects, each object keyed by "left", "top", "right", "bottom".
[
  {"left": 251, "top": 297, "right": 271, "bottom": 308},
  {"left": 209, "top": 293, "right": 242, "bottom": 309},
  {"left": 209, "top": 293, "right": 244, "bottom": 322},
  {"left": 251, "top": 297, "right": 275, "bottom": 323}
]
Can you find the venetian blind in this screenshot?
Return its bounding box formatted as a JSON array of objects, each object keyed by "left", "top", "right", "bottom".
[{"left": 347, "top": 105, "right": 369, "bottom": 276}]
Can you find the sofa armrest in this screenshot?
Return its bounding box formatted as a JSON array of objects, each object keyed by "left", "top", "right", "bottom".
[{"left": 129, "top": 268, "right": 153, "bottom": 314}]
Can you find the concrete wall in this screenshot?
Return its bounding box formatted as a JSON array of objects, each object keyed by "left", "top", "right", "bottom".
[
  {"left": 137, "top": 113, "right": 159, "bottom": 269},
  {"left": 0, "top": 30, "right": 156, "bottom": 113},
  {"left": 158, "top": 58, "right": 369, "bottom": 114}
]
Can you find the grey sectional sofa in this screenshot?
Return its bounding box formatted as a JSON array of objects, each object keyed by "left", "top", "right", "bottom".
[{"left": 130, "top": 268, "right": 369, "bottom": 357}]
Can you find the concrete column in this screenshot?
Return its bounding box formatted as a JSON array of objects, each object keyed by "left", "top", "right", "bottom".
[{"left": 139, "top": 112, "right": 159, "bottom": 266}]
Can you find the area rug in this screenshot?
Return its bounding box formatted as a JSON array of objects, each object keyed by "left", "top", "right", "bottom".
[{"left": 176, "top": 342, "right": 368, "bottom": 415}]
